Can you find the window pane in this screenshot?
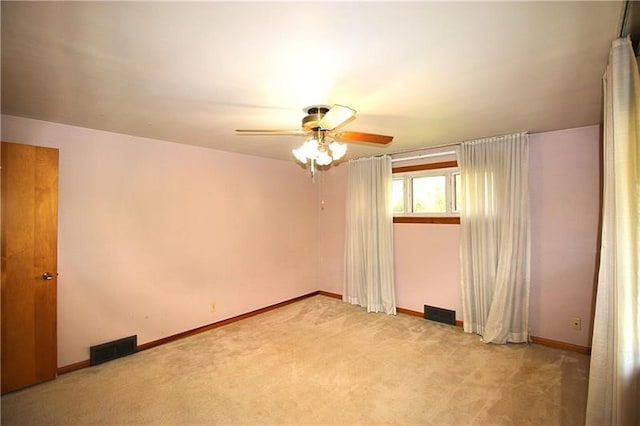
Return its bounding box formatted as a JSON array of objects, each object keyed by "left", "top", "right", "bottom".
[
  {"left": 412, "top": 175, "right": 446, "bottom": 213},
  {"left": 392, "top": 179, "right": 405, "bottom": 213},
  {"left": 453, "top": 173, "right": 461, "bottom": 212}
]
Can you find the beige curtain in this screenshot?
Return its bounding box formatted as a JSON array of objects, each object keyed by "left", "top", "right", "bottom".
[
  {"left": 343, "top": 156, "right": 396, "bottom": 314},
  {"left": 586, "top": 37, "right": 640, "bottom": 426},
  {"left": 458, "top": 133, "right": 530, "bottom": 344}
]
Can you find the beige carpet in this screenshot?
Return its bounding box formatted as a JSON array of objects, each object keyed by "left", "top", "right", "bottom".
[{"left": 1, "top": 295, "right": 589, "bottom": 425}]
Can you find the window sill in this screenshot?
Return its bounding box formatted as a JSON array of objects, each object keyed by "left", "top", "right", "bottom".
[{"left": 393, "top": 216, "right": 460, "bottom": 224}]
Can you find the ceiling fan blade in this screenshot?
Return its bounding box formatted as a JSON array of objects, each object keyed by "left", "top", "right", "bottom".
[
  {"left": 333, "top": 131, "right": 394, "bottom": 145},
  {"left": 318, "top": 104, "right": 356, "bottom": 130},
  {"left": 235, "top": 129, "right": 308, "bottom": 136}
]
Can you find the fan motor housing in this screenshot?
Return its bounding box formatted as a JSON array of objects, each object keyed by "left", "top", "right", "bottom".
[{"left": 302, "top": 105, "right": 330, "bottom": 131}]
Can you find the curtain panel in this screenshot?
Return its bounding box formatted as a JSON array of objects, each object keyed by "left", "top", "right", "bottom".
[
  {"left": 458, "top": 132, "right": 530, "bottom": 344},
  {"left": 343, "top": 156, "right": 396, "bottom": 315},
  {"left": 586, "top": 37, "right": 640, "bottom": 426}
]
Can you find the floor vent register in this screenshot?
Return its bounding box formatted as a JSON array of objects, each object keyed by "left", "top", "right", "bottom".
[
  {"left": 423, "top": 305, "right": 456, "bottom": 326},
  {"left": 90, "top": 335, "right": 137, "bottom": 366}
]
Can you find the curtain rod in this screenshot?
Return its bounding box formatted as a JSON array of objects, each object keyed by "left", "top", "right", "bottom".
[
  {"left": 389, "top": 141, "right": 460, "bottom": 158},
  {"left": 358, "top": 131, "right": 528, "bottom": 161},
  {"left": 391, "top": 150, "right": 456, "bottom": 163}
]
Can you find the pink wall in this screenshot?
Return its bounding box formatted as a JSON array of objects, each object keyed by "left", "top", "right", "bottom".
[
  {"left": 529, "top": 126, "right": 601, "bottom": 347},
  {"left": 319, "top": 125, "right": 601, "bottom": 347},
  {"left": 394, "top": 224, "right": 462, "bottom": 316},
  {"left": 317, "top": 167, "right": 346, "bottom": 293},
  {"left": 2, "top": 115, "right": 319, "bottom": 367}
]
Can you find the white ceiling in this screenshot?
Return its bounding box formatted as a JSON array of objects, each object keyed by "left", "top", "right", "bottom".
[{"left": 1, "top": 1, "right": 623, "bottom": 161}]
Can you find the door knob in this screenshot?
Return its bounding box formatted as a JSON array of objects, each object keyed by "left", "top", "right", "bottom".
[{"left": 42, "top": 272, "right": 56, "bottom": 280}]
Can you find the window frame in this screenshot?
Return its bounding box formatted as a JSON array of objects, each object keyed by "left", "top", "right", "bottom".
[{"left": 392, "top": 160, "right": 460, "bottom": 225}]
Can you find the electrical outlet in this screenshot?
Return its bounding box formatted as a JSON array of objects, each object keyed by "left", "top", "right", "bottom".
[
  {"left": 210, "top": 302, "right": 216, "bottom": 313},
  {"left": 571, "top": 317, "right": 581, "bottom": 330}
]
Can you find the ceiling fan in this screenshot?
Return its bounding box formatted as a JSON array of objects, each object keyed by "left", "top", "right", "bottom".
[
  {"left": 236, "top": 104, "right": 393, "bottom": 175},
  {"left": 235, "top": 104, "right": 394, "bottom": 145}
]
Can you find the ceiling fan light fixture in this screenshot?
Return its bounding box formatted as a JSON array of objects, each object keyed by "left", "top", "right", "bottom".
[
  {"left": 292, "top": 146, "right": 307, "bottom": 164},
  {"left": 316, "top": 151, "right": 333, "bottom": 166},
  {"left": 291, "top": 137, "right": 348, "bottom": 167},
  {"left": 329, "top": 141, "right": 347, "bottom": 161},
  {"left": 292, "top": 139, "right": 317, "bottom": 163}
]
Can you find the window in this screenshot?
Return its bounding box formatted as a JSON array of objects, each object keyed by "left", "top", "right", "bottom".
[
  {"left": 412, "top": 175, "right": 447, "bottom": 213},
  {"left": 392, "top": 161, "right": 460, "bottom": 224}
]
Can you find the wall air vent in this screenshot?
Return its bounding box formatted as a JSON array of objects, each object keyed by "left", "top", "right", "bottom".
[
  {"left": 424, "top": 305, "right": 456, "bottom": 325},
  {"left": 90, "top": 335, "right": 137, "bottom": 366}
]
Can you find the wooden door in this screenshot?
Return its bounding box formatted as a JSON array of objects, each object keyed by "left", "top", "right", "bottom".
[{"left": 1, "top": 141, "right": 59, "bottom": 394}]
